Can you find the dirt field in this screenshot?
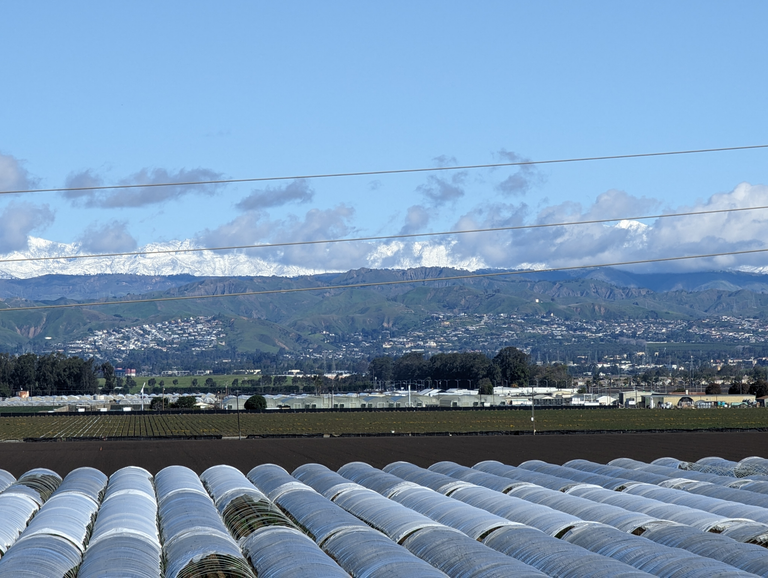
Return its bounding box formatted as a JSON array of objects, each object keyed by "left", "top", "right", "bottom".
[{"left": 1, "top": 430, "right": 766, "bottom": 478}]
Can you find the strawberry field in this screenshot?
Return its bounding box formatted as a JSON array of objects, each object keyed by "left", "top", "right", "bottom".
[{"left": 0, "top": 407, "right": 767, "bottom": 440}]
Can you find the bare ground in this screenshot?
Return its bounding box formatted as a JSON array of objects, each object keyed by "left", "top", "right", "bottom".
[{"left": 1, "top": 430, "right": 766, "bottom": 478}]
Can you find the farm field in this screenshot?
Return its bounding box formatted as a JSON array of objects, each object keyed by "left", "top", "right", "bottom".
[{"left": 1, "top": 407, "right": 768, "bottom": 440}]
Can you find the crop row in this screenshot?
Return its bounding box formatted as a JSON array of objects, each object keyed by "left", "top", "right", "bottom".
[{"left": 0, "top": 408, "right": 767, "bottom": 440}]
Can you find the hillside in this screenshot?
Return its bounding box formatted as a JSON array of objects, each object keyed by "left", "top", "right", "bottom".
[{"left": 2, "top": 268, "right": 768, "bottom": 359}]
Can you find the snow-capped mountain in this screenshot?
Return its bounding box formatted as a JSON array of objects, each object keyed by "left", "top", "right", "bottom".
[{"left": 0, "top": 237, "right": 485, "bottom": 279}]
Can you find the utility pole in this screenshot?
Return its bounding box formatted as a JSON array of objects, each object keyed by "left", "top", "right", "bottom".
[{"left": 236, "top": 389, "right": 241, "bottom": 441}]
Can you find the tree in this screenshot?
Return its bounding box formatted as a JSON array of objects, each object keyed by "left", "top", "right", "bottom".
[
  {"left": 368, "top": 356, "right": 393, "bottom": 383},
  {"left": 12, "top": 353, "right": 36, "bottom": 394},
  {"left": 150, "top": 397, "right": 169, "bottom": 410},
  {"left": 148, "top": 378, "right": 157, "bottom": 388},
  {"left": 244, "top": 394, "right": 267, "bottom": 411},
  {"left": 101, "top": 362, "right": 116, "bottom": 394},
  {"left": 748, "top": 380, "right": 768, "bottom": 399},
  {"left": 705, "top": 383, "right": 721, "bottom": 395},
  {"left": 393, "top": 352, "right": 429, "bottom": 381},
  {"left": 205, "top": 377, "right": 216, "bottom": 389},
  {"left": 477, "top": 378, "right": 494, "bottom": 395},
  {"left": 191, "top": 378, "right": 198, "bottom": 388},
  {"left": 174, "top": 396, "right": 197, "bottom": 409},
  {"left": 492, "top": 347, "right": 530, "bottom": 386}
]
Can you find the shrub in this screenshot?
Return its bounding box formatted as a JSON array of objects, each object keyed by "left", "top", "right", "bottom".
[{"left": 244, "top": 395, "right": 267, "bottom": 411}]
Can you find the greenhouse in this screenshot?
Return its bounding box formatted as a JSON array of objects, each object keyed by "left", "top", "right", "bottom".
[{"left": 1, "top": 455, "right": 768, "bottom": 575}]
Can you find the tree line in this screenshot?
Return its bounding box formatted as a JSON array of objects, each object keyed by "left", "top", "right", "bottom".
[
  {"left": 0, "top": 352, "right": 105, "bottom": 398},
  {"left": 368, "top": 347, "right": 545, "bottom": 394}
]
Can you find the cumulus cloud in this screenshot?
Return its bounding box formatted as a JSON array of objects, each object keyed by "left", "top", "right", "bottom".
[
  {"left": 235, "top": 179, "right": 314, "bottom": 211},
  {"left": 63, "top": 167, "right": 225, "bottom": 208},
  {"left": 198, "top": 204, "right": 369, "bottom": 271},
  {"left": 0, "top": 202, "right": 54, "bottom": 253},
  {"left": 400, "top": 205, "right": 431, "bottom": 235},
  {"left": 417, "top": 171, "right": 467, "bottom": 207},
  {"left": 493, "top": 149, "right": 542, "bottom": 196},
  {"left": 0, "top": 153, "right": 39, "bottom": 192},
  {"left": 438, "top": 182, "right": 768, "bottom": 274},
  {"left": 198, "top": 212, "right": 277, "bottom": 248},
  {"left": 432, "top": 155, "right": 458, "bottom": 167},
  {"left": 78, "top": 220, "right": 138, "bottom": 253}
]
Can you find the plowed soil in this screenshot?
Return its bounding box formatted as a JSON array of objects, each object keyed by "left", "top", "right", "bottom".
[{"left": 1, "top": 431, "right": 765, "bottom": 477}]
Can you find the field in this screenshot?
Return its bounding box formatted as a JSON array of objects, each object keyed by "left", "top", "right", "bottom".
[{"left": 1, "top": 407, "right": 768, "bottom": 441}]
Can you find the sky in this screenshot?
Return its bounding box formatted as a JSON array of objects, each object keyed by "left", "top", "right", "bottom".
[{"left": 1, "top": 1, "right": 768, "bottom": 276}]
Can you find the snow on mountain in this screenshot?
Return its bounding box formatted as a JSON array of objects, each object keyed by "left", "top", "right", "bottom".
[{"left": 0, "top": 237, "right": 485, "bottom": 279}]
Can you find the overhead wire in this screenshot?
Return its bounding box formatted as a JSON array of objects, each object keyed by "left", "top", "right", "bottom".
[
  {"left": 1, "top": 245, "right": 766, "bottom": 313},
  {"left": 0, "top": 203, "right": 767, "bottom": 265},
  {"left": 1, "top": 143, "right": 767, "bottom": 196}
]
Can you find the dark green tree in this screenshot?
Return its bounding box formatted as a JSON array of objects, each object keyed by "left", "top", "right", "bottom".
[
  {"left": 244, "top": 394, "right": 267, "bottom": 411},
  {"left": 393, "top": 352, "right": 429, "bottom": 381},
  {"left": 492, "top": 347, "right": 530, "bottom": 386},
  {"left": 101, "top": 362, "right": 116, "bottom": 394},
  {"left": 174, "top": 396, "right": 197, "bottom": 409},
  {"left": 12, "top": 353, "right": 36, "bottom": 394},
  {"left": 477, "top": 378, "right": 494, "bottom": 395},
  {"left": 705, "top": 383, "right": 721, "bottom": 395},
  {"left": 368, "top": 356, "right": 393, "bottom": 383},
  {"left": 150, "top": 397, "right": 169, "bottom": 410}
]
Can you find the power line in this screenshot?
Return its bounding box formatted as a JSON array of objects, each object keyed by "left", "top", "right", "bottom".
[
  {"left": 2, "top": 144, "right": 767, "bottom": 196},
  {"left": 1, "top": 203, "right": 767, "bottom": 265},
  {"left": 2, "top": 246, "right": 766, "bottom": 313}
]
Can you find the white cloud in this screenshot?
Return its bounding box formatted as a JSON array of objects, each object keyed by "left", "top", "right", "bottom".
[
  {"left": 417, "top": 171, "right": 467, "bottom": 206},
  {"left": 64, "top": 167, "right": 225, "bottom": 208},
  {"left": 400, "top": 205, "right": 431, "bottom": 234},
  {"left": 0, "top": 153, "right": 38, "bottom": 192},
  {"left": 0, "top": 202, "right": 54, "bottom": 253},
  {"left": 235, "top": 179, "right": 314, "bottom": 211},
  {"left": 78, "top": 220, "right": 138, "bottom": 253},
  {"left": 493, "top": 149, "right": 542, "bottom": 196}
]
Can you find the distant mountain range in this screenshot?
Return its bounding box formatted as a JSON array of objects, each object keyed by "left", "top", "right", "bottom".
[
  {"left": 0, "top": 267, "right": 767, "bottom": 360},
  {"left": 2, "top": 267, "right": 768, "bottom": 302}
]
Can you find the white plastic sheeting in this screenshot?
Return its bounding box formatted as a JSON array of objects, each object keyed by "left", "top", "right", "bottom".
[
  {"left": 3, "top": 454, "right": 768, "bottom": 576},
  {"left": 402, "top": 525, "right": 547, "bottom": 577},
  {"left": 482, "top": 525, "right": 653, "bottom": 578},
  {"left": 641, "top": 522, "right": 768, "bottom": 577},
  {"left": 610, "top": 457, "right": 742, "bottom": 485},
  {"left": 518, "top": 460, "right": 635, "bottom": 490},
  {"left": 472, "top": 460, "right": 581, "bottom": 491},
  {"left": 347, "top": 462, "right": 651, "bottom": 578},
  {"left": 0, "top": 468, "right": 101, "bottom": 578},
  {"left": 332, "top": 486, "right": 443, "bottom": 543},
  {"left": 201, "top": 465, "right": 294, "bottom": 541},
  {"left": 299, "top": 464, "right": 546, "bottom": 577},
  {"left": 241, "top": 526, "right": 349, "bottom": 578},
  {"left": 156, "top": 465, "right": 254, "bottom": 578},
  {"left": 390, "top": 461, "right": 583, "bottom": 537},
  {"left": 624, "top": 482, "right": 768, "bottom": 525},
  {"left": 78, "top": 466, "right": 161, "bottom": 578},
  {"left": 246, "top": 464, "right": 310, "bottom": 501},
  {"left": 0, "top": 470, "right": 14, "bottom": 493},
  {"left": 0, "top": 493, "right": 39, "bottom": 555},
  {"left": 565, "top": 459, "right": 670, "bottom": 486},
  {"left": 323, "top": 526, "right": 449, "bottom": 577},
  {"left": 249, "top": 464, "right": 447, "bottom": 577},
  {"left": 562, "top": 521, "right": 758, "bottom": 577}
]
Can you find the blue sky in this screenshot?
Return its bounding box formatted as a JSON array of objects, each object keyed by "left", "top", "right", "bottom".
[{"left": 1, "top": 2, "right": 767, "bottom": 275}]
